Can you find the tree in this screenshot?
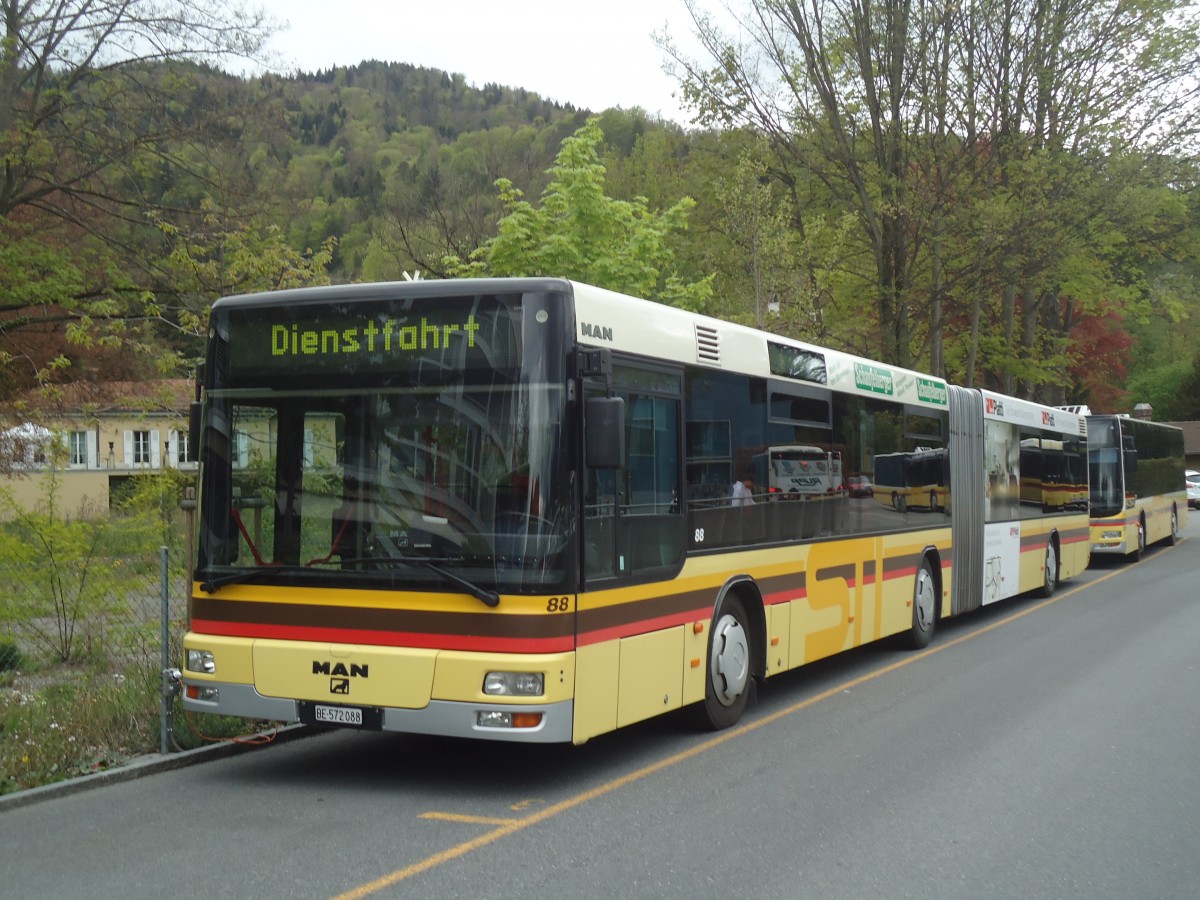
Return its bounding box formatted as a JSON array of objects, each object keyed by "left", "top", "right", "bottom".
[
  {"left": 0, "top": 0, "right": 276, "bottom": 391},
  {"left": 150, "top": 201, "right": 336, "bottom": 369},
  {"left": 1171, "top": 351, "right": 1200, "bottom": 420},
  {"left": 662, "top": 0, "right": 936, "bottom": 366},
  {"left": 661, "top": 0, "right": 1200, "bottom": 394},
  {"left": 1, "top": 1, "right": 275, "bottom": 225},
  {"left": 444, "top": 118, "right": 713, "bottom": 309}
]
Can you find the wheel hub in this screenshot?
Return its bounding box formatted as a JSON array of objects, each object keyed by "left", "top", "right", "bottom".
[
  {"left": 914, "top": 571, "right": 934, "bottom": 630},
  {"left": 711, "top": 614, "right": 749, "bottom": 706}
]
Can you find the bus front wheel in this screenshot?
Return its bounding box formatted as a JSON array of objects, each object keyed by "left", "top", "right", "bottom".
[
  {"left": 1037, "top": 538, "right": 1058, "bottom": 598},
  {"left": 906, "top": 557, "right": 937, "bottom": 649},
  {"left": 700, "top": 595, "right": 752, "bottom": 730},
  {"left": 1130, "top": 517, "right": 1146, "bottom": 562}
]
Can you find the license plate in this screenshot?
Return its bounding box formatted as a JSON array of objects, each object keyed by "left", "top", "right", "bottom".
[{"left": 314, "top": 704, "right": 363, "bottom": 726}]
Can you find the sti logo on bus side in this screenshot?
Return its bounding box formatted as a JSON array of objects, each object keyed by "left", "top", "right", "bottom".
[
  {"left": 986, "top": 398, "right": 1005, "bottom": 416},
  {"left": 581, "top": 323, "right": 614, "bottom": 341}
]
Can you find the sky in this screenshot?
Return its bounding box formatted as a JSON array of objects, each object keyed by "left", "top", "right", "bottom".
[{"left": 252, "top": 0, "right": 701, "bottom": 124}]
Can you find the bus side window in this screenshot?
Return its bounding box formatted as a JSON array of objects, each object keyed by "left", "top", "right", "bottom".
[{"left": 585, "top": 369, "right": 684, "bottom": 582}]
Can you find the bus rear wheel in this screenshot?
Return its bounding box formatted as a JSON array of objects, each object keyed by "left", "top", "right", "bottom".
[
  {"left": 1168, "top": 507, "right": 1179, "bottom": 546},
  {"left": 906, "top": 557, "right": 937, "bottom": 649},
  {"left": 700, "top": 595, "right": 751, "bottom": 730}
]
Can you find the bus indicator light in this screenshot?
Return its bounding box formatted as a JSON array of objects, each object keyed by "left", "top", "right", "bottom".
[
  {"left": 476, "top": 711, "right": 544, "bottom": 729},
  {"left": 186, "top": 684, "right": 219, "bottom": 702}
]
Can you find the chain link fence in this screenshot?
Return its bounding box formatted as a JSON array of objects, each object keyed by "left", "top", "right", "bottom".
[
  {"left": 0, "top": 493, "right": 209, "bottom": 793},
  {"left": 0, "top": 550, "right": 189, "bottom": 671}
]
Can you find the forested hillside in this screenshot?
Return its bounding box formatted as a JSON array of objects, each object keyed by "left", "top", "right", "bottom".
[{"left": 3, "top": 0, "right": 1200, "bottom": 419}]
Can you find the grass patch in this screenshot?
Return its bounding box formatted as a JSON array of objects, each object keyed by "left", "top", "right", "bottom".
[
  {"left": 1, "top": 659, "right": 284, "bottom": 796},
  {"left": 0, "top": 477, "right": 286, "bottom": 796}
]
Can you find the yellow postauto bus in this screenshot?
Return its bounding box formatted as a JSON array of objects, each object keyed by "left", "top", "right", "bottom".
[
  {"left": 1085, "top": 413, "right": 1186, "bottom": 560},
  {"left": 180, "top": 278, "right": 1090, "bottom": 743}
]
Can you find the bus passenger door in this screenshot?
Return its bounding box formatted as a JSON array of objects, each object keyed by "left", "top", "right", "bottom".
[
  {"left": 583, "top": 363, "right": 685, "bottom": 585},
  {"left": 579, "top": 362, "right": 686, "bottom": 738}
]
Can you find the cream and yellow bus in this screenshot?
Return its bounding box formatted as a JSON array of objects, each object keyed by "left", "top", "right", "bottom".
[
  {"left": 1085, "top": 413, "right": 1186, "bottom": 560},
  {"left": 873, "top": 447, "right": 948, "bottom": 513},
  {"left": 180, "top": 278, "right": 1090, "bottom": 743}
]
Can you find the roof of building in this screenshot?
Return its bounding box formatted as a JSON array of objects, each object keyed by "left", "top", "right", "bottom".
[{"left": 1, "top": 380, "right": 193, "bottom": 420}]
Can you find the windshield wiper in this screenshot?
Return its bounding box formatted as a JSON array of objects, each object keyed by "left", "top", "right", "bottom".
[
  {"left": 424, "top": 561, "right": 500, "bottom": 607},
  {"left": 200, "top": 559, "right": 362, "bottom": 592},
  {"left": 202, "top": 557, "right": 500, "bottom": 607},
  {"left": 200, "top": 565, "right": 307, "bottom": 593}
]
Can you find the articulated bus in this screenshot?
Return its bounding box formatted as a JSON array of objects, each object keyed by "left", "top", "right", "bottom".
[
  {"left": 180, "top": 278, "right": 1090, "bottom": 744},
  {"left": 1084, "top": 413, "right": 1186, "bottom": 560}
]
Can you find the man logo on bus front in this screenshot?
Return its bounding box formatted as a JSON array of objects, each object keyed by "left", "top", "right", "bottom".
[{"left": 330, "top": 679, "right": 350, "bottom": 695}]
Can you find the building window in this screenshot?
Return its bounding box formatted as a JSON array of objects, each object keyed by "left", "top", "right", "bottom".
[
  {"left": 133, "top": 430, "right": 151, "bottom": 465},
  {"left": 173, "top": 431, "right": 189, "bottom": 466},
  {"left": 69, "top": 431, "right": 89, "bottom": 466},
  {"left": 235, "top": 430, "right": 250, "bottom": 468}
]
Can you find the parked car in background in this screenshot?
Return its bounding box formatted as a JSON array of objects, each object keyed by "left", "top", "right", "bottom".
[
  {"left": 847, "top": 475, "right": 874, "bottom": 498},
  {"left": 1186, "top": 469, "right": 1200, "bottom": 509}
]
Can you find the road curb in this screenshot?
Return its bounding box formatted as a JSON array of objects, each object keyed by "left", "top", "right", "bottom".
[{"left": 0, "top": 723, "right": 317, "bottom": 813}]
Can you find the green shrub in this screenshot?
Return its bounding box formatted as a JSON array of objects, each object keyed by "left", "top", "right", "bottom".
[{"left": 0, "top": 637, "right": 21, "bottom": 672}]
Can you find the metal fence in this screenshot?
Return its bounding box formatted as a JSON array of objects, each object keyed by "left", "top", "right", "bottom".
[{"left": 0, "top": 542, "right": 192, "bottom": 754}]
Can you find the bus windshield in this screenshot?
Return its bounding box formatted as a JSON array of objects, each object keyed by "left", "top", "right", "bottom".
[
  {"left": 196, "top": 288, "right": 573, "bottom": 594},
  {"left": 1087, "top": 417, "right": 1125, "bottom": 518}
]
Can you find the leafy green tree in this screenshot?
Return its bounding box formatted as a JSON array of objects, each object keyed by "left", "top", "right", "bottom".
[
  {"left": 444, "top": 118, "right": 713, "bottom": 309},
  {"left": 151, "top": 202, "right": 336, "bottom": 364},
  {"left": 662, "top": 0, "right": 1200, "bottom": 394},
  {"left": 1170, "top": 351, "right": 1200, "bottom": 420},
  {"left": 0, "top": 465, "right": 126, "bottom": 663},
  {"left": 0, "top": 1, "right": 277, "bottom": 394}
]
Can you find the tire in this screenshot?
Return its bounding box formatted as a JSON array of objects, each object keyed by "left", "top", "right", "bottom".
[
  {"left": 929, "top": 489, "right": 938, "bottom": 512},
  {"left": 1167, "top": 507, "right": 1178, "bottom": 546},
  {"left": 1130, "top": 517, "right": 1146, "bottom": 562},
  {"left": 905, "top": 556, "right": 937, "bottom": 649},
  {"left": 700, "top": 595, "right": 752, "bottom": 730},
  {"left": 1037, "top": 537, "right": 1058, "bottom": 598}
]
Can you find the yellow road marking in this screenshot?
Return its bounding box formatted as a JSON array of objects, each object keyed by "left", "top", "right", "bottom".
[
  {"left": 329, "top": 550, "right": 1163, "bottom": 900},
  {"left": 418, "top": 813, "right": 521, "bottom": 826},
  {"left": 509, "top": 799, "right": 544, "bottom": 811}
]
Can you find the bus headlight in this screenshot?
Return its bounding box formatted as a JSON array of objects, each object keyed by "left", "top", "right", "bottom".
[
  {"left": 186, "top": 649, "right": 216, "bottom": 674},
  {"left": 483, "top": 671, "right": 544, "bottom": 697}
]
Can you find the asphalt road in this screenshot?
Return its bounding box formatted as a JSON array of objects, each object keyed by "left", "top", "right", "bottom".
[{"left": 3, "top": 516, "right": 1198, "bottom": 899}]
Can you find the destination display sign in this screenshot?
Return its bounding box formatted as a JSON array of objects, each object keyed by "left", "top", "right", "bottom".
[{"left": 218, "top": 294, "right": 523, "bottom": 385}]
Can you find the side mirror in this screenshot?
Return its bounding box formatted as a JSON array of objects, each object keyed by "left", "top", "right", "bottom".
[{"left": 585, "top": 397, "right": 625, "bottom": 469}]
